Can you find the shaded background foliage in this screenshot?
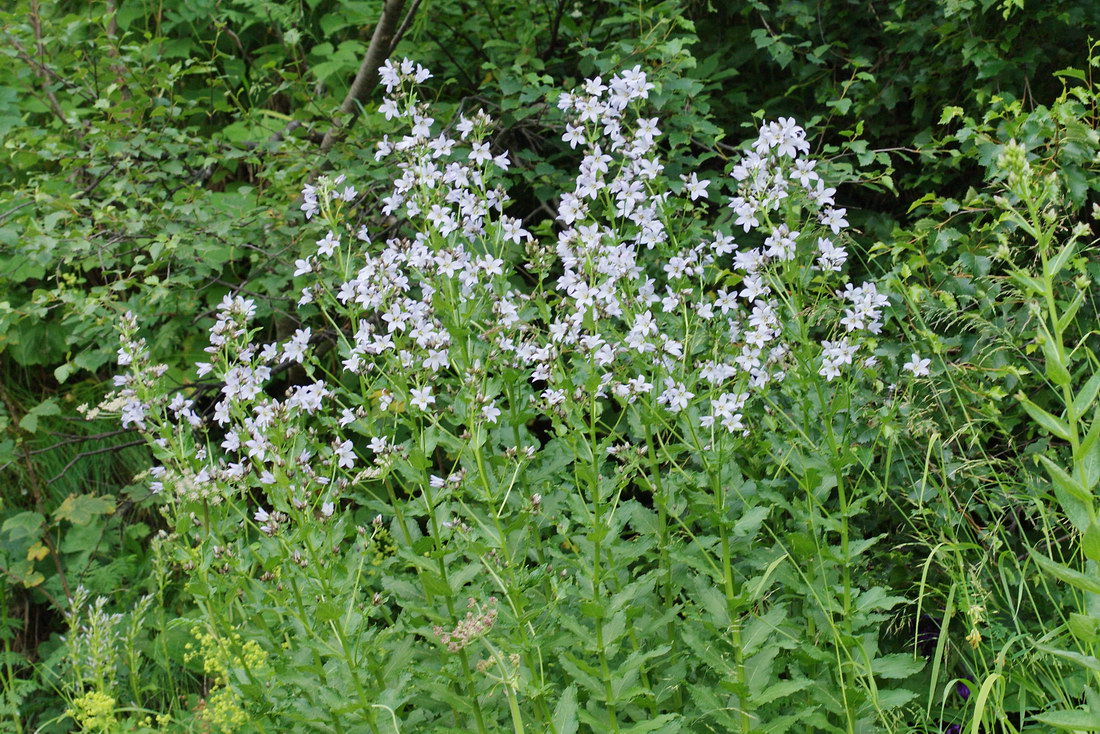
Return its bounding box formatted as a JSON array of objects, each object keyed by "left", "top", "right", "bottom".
[{"left": 2, "top": 0, "right": 1100, "bottom": 730}]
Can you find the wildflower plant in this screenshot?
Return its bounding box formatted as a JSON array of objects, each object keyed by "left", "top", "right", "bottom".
[{"left": 100, "top": 59, "right": 928, "bottom": 732}]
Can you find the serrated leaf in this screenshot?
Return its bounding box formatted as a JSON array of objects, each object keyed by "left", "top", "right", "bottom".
[
  {"left": 2, "top": 511, "right": 43, "bottom": 541},
  {"left": 620, "top": 714, "right": 680, "bottom": 733},
  {"left": 54, "top": 493, "right": 116, "bottom": 525},
  {"left": 732, "top": 506, "right": 770, "bottom": 537},
  {"left": 552, "top": 685, "right": 578, "bottom": 734},
  {"left": 25, "top": 541, "right": 48, "bottom": 562},
  {"left": 751, "top": 678, "right": 810, "bottom": 706},
  {"left": 939, "top": 106, "right": 964, "bottom": 124},
  {"left": 871, "top": 653, "right": 925, "bottom": 679}
]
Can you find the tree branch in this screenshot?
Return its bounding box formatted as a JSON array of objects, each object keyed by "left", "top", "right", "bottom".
[
  {"left": 389, "top": 0, "right": 423, "bottom": 55},
  {"left": 320, "top": 0, "right": 411, "bottom": 151}
]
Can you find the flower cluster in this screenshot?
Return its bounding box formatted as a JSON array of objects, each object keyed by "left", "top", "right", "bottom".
[
  {"left": 105, "top": 57, "right": 911, "bottom": 520},
  {"left": 433, "top": 597, "right": 499, "bottom": 652}
]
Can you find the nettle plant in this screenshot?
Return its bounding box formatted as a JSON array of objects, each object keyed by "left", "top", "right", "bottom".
[{"left": 99, "top": 59, "right": 928, "bottom": 733}]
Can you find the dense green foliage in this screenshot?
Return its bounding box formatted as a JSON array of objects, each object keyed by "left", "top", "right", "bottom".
[{"left": 1, "top": 1, "right": 1099, "bottom": 732}]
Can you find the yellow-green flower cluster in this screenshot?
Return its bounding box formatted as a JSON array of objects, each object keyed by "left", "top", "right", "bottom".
[{"left": 66, "top": 690, "right": 117, "bottom": 731}]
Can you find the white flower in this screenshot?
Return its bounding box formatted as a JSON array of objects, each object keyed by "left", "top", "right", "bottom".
[
  {"left": 482, "top": 403, "right": 501, "bottom": 424},
  {"left": 316, "top": 231, "right": 340, "bottom": 257},
  {"left": 335, "top": 439, "right": 356, "bottom": 469},
  {"left": 682, "top": 172, "right": 711, "bottom": 201},
  {"left": 563, "top": 124, "right": 585, "bottom": 149},
  {"left": 321, "top": 502, "right": 335, "bottom": 518},
  {"left": 820, "top": 207, "right": 848, "bottom": 234},
  {"left": 410, "top": 386, "right": 435, "bottom": 411},
  {"left": 903, "top": 353, "right": 931, "bottom": 377},
  {"left": 657, "top": 379, "right": 694, "bottom": 413}
]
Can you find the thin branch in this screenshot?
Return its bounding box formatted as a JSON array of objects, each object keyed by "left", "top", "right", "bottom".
[
  {"left": 541, "top": 0, "right": 568, "bottom": 60},
  {"left": 20, "top": 429, "right": 138, "bottom": 458},
  {"left": 388, "top": 0, "right": 424, "bottom": 55},
  {"left": 46, "top": 440, "right": 147, "bottom": 485},
  {"left": 28, "top": 0, "right": 85, "bottom": 134}
]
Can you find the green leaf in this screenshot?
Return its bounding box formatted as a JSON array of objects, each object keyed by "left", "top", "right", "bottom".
[
  {"left": 552, "top": 685, "right": 578, "bottom": 734},
  {"left": 1085, "top": 523, "right": 1100, "bottom": 563},
  {"left": 1049, "top": 238, "right": 1078, "bottom": 277},
  {"left": 1069, "top": 612, "right": 1100, "bottom": 644},
  {"left": 1, "top": 511, "right": 44, "bottom": 541},
  {"left": 1054, "top": 68, "right": 1089, "bottom": 82},
  {"left": 1038, "top": 454, "right": 1091, "bottom": 503},
  {"left": 1041, "top": 335, "right": 1072, "bottom": 388},
  {"left": 1009, "top": 271, "right": 1046, "bottom": 296},
  {"left": 939, "top": 106, "right": 964, "bottom": 124},
  {"left": 1030, "top": 549, "right": 1100, "bottom": 595},
  {"left": 1035, "top": 643, "right": 1100, "bottom": 672},
  {"left": 1074, "top": 374, "right": 1100, "bottom": 421},
  {"left": 53, "top": 494, "right": 116, "bottom": 525},
  {"left": 1017, "top": 393, "right": 1071, "bottom": 441},
  {"left": 871, "top": 653, "right": 925, "bottom": 679},
  {"left": 620, "top": 714, "right": 680, "bottom": 733},
  {"left": 17, "top": 398, "right": 60, "bottom": 434},
  {"left": 1033, "top": 710, "right": 1100, "bottom": 730},
  {"left": 1081, "top": 435, "right": 1100, "bottom": 493}
]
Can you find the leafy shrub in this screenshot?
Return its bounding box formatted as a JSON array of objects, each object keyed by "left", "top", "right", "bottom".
[{"left": 92, "top": 59, "right": 935, "bottom": 732}]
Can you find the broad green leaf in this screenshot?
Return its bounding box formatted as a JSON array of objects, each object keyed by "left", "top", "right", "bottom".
[
  {"left": 871, "top": 653, "right": 925, "bottom": 679},
  {"left": 1, "top": 511, "right": 44, "bottom": 541},
  {"left": 17, "top": 398, "right": 60, "bottom": 434},
  {"left": 620, "top": 714, "right": 680, "bottom": 733},
  {"left": 53, "top": 493, "right": 116, "bottom": 525},
  {"left": 1033, "top": 710, "right": 1100, "bottom": 730},
  {"left": 1070, "top": 612, "right": 1100, "bottom": 644},
  {"left": 1018, "top": 393, "right": 1071, "bottom": 441}
]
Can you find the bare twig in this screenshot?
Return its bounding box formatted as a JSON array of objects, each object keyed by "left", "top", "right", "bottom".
[
  {"left": 28, "top": 0, "right": 86, "bottom": 134},
  {"left": 19, "top": 429, "right": 138, "bottom": 459},
  {"left": 46, "top": 440, "right": 147, "bottom": 485}
]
